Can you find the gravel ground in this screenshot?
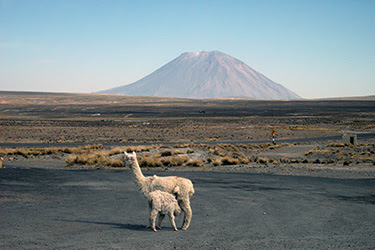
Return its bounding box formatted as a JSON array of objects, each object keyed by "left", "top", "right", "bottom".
[{"left": 1, "top": 160, "right": 375, "bottom": 249}]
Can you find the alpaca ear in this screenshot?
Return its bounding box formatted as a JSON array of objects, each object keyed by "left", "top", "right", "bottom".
[
  {"left": 124, "top": 151, "right": 128, "bottom": 156},
  {"left": 133, "top": 151, "right": 136, "bottom": 156}
]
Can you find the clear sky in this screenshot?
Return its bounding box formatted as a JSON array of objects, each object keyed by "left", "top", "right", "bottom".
[{"left": 1, "top": 0, "right": 374, "bottom": 99}]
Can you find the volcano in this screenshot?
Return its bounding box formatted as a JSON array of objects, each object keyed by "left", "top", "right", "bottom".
[{"left": 99, "top": 51, "right": 301, "bottom": 99}]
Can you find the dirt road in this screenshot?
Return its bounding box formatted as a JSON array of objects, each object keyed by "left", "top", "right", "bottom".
[{"left": 1, "top": 162, "right": 374, "bottom": 249}]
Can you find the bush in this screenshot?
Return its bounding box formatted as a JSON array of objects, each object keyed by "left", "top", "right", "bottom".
[
  {"left": 138, "top": 156, "right": 163, "bottom": 168},
  {"left": 174, "top": 149, "right": 185, "bottom": 155},
  {"left": 186, "top": 148, "right": 195, "bottom": 154},
  {"left": 66, "top": 155, "right": 78, "bottom": 165},
  {"left": 221, "top": 156, "right": 240, "bottom": 165},
  {"left": 160, "top": 149, "right": 173, "bottom": 157},
  {"left": 256, "top": 157, "right": 269, "bottom": 164},
  {"left": 161, "top": 156, "right": 189, "bottom": 167},
  {"left": 207, "top": 157, "right": 221, "bottom": 166},
  {"left": 186, "top": 159, "right": 204, "bottom": 167},
  {"left": 280, "top": 158, "right": 290, "bottom": 163}
]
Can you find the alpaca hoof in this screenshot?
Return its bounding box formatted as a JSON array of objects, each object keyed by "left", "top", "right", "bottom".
[
  {"left": 152, "top": 228, "right": 157, "bottom": 232},
  {"left": 180, "top": 227, "right": 188, "bottom": 231},
  {"left": 173, "top": 228, "right": 178, "bottom": 231}
]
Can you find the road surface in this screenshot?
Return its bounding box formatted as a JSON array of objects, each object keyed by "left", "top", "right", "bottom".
[{"left": 1, "top": 162, "right": 374, "bottom": 249}]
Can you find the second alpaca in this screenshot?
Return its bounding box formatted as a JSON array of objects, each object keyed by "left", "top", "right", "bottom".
[
  {"left": 146, "top": 189, "right": 182, "bottom": 232},
  {"left": 124, "top": 151, "right": 194, "bottom": 230}
]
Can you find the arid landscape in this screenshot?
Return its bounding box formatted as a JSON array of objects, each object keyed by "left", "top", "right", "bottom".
[
  {"left": 0, "top": 91, "right": 374, "bottom": 178},
  {"left": 1, "top": 91, "right": 375, "bottom": 249}
]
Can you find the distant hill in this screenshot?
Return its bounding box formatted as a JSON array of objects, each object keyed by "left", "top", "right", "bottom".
[
  {"left": 99, "top": 51, "right": 301, "bottom": 100},
  {"left": 312, "top": 95, "right": 375, "bottom": 101}
]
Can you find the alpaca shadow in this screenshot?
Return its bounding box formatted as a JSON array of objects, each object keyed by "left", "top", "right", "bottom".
[{"left": 57, "top": 219, "right": 146, "bottom": 231}]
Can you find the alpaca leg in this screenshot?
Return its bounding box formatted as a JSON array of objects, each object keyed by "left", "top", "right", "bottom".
[
  {"left": 157, "top": 214, "right": 165, "bottom": 229},
  {"left": 179, "top": 199, "right": 192, "bottom": 230},
  {"left": 149, "top": 209, "right": 158, "bottom": 232},
  {"left": 168, "top": 212, "right": 178, "bottom": 231}
]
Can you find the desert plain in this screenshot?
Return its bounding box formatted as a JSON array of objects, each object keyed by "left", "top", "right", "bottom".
[
  {"left": 1, "top": 91, "right": 374, "bottom": 177},
  {"left": 1, "top": 91, "right": 375, "bottom": 249}
]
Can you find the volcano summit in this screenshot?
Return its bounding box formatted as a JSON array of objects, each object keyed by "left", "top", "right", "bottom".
[{"left": 100, "top": 51, "right": 301, "bottom": 99}]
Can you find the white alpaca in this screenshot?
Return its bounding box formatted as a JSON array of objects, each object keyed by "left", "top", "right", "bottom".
[
  {"left": 146, "top": 190, "right": 182, "bottom": 232},
  {"left": 124, "top": 151, "right": 194, "bottom": 230}
]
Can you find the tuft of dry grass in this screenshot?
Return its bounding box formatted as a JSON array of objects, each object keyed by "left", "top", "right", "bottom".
[
  {"left": 186, "top": 159, "right": 204, "bottom": 167},
  {"left": 161, "top": 156, "right": 190, "bottom": 167},
  {"left": 221, "top": 156, "right": 240, "bottom": 165},
  {"left": 186, "top": 148, "right": 195, "bottom": 154},
  {"left": 0, "top": 144, "right": 104, "bottom": 157},
  {"left": 174, "top": 149, "right": 185, "bottom": 155},
  {"left": 256, "top": 157, "right": 269, "bottom": 164},
  {"left": 137, "top": 156, "right": 163, "bottom": 168},
  {"left": 173, "top": 143, "right": 195, "bottom": 148},
  {"left": 207, "top": 157, "right": 222, "bottom": 166},
  {"left": 125, "top": 145, "right": 159, "bottom": 153},
  {"left": 160, "top": 149, "right": 173, "bottom": 157}
]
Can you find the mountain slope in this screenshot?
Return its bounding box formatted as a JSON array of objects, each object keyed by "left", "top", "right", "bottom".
[{"left": 100, "top": 51, "right": 301, "bottom": 99}]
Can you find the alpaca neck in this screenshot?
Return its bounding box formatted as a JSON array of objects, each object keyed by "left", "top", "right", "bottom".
[{"left": 129, "top": 159, "right": 146, "bottom": 189}]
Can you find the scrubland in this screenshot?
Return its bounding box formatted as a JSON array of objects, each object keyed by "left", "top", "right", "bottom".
[{"left": 0, "top": 91, "right": 374, "bottom": 177}]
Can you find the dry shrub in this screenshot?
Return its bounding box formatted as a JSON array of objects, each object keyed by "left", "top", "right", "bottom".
[
  {"left": 186, "top": 148, "right": 195, "bottom": 154},
  {"left": 209, "top": 147, "right": 226, "bottom": 157},
  {"left": 65, "top": 149, "right": 125, "bottom": 168},
  {"left": 259, "top": 143, "right": 272, "bottom": 149},
  {"left": 227, "top": 152, "right": 249, "bottom": 164},
  {"left": 161, "top": 156, "right": 189, "bottom": 167},
  {"left": 221, "top": 156, "right": 240, "bottom": 165},
  {"left": 207, "top": 157, "right": 221, "bottom": 166},
  {"left": 186, "top": 159, "right": 204, "bottom": 167},
  {"left": 236, "top": 144, "right": 249, "bottom": 149},
  {"left": 239, "top": 157, "right": 250, "bottom": 164},
  {"left": 280, "top": 158, "right": 290, "bottom": 163},
  {"left": 61, "top": 147, "right": 74, "bottom": 154},
  {"left": 138, "top": 156, "right": 163, "bottom": 168},
  {"left": 100, "top": 157, "right": 124, "bottom": 168},
  {"left": 217, "top": 144, "right": 238, "bottom": 152},
  {"left": 66, "top": 155, "right": 78, "bottom": 165},
  {"left": 160, "top": 149, "right": 173, "bottom": 157},
  {"left": 125, "top": 145, "right": 159, "bottom": 153},
  {"left": 109, "top": 147, "right": 126, "bottom": 156},
  {"left": 257, "top": 157, "right": 269, "bottom": 164},
  {"left": 75, "top": 153, "right": 100, "bottom": 165},
  {"left": 174, "top": 149, "right": 184, "bottom": 155}
]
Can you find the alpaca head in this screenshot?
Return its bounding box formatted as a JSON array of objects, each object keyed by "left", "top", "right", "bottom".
[{"left": 124, "top": 151, "right": 137, "bottom": 167}]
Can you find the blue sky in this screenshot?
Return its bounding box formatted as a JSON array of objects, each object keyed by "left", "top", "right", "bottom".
[{"left": 1, "top": 0, "right": 374, "bottom": 98}]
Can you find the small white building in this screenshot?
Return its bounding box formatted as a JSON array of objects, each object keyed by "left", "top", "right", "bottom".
[{"left": 342, "top": 132, "right": 357, "bottom": 145}]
